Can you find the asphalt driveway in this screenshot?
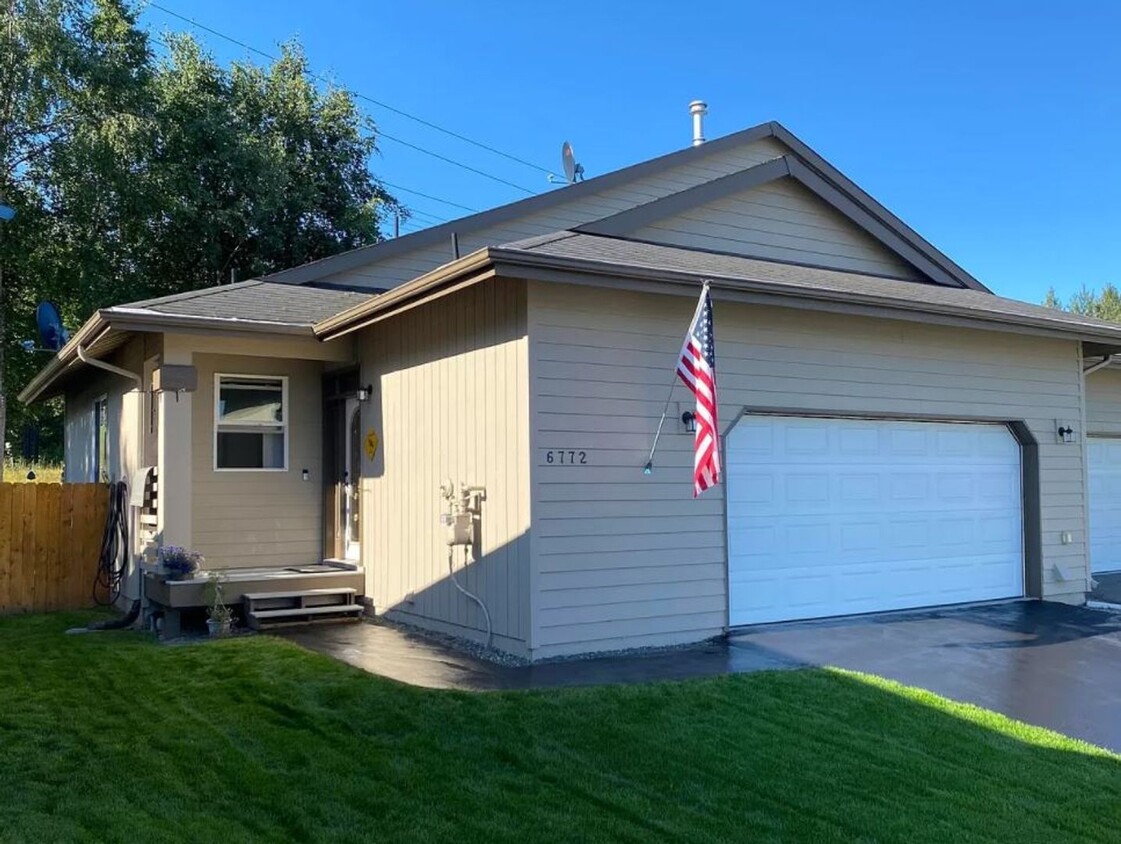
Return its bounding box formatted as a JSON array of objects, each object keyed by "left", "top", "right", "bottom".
[
  {"left": 285, "top": 601, "right": 1121, "bottom": 752},
  {"left": 731, "top": 601, "right": 1121, "bottom": 752}
]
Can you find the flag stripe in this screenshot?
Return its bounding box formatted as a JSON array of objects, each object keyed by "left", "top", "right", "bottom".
[{"left": 674, "top": 284, "right": 720, "bottom": 498}]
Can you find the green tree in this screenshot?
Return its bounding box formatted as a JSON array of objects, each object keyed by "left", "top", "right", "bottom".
[
  {"left": 0, "top": 0, "right": 398, "bottom": 463},
  {"left": 1045, "top": 284, "right": 1121, "bottom": 323}
]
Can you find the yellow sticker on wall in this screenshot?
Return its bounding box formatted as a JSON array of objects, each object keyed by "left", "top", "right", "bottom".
[{"left": 364, "top": 429, "right": 380, "bottom": 460}]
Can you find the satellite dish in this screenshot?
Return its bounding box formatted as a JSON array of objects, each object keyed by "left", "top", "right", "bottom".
[
  {"left": 561, "top": 141, "right": 584, "bottom": 184},
  {"left": 35, "top": 302, "right": 69, "bottom": 351}
]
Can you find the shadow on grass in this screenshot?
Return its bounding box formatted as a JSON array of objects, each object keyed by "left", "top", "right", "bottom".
[{"left": 0, "top": 610, "right": 1119, "bottom": 843}]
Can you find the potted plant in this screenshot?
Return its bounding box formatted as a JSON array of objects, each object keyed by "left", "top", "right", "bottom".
[
  {"left": 157, "top": 545, "right": 204, "bottom": 581},
  {"left": 203, "top": 571, "right": 233, "bottom": 638}
]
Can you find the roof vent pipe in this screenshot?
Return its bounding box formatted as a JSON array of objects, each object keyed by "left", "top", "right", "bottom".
[{"left": 689, "top": 100, "right": 708, "bottom": 146}]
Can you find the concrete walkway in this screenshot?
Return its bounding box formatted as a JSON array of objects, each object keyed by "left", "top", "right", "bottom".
[{"left": 282, "top": 601, "right": 1121, "bottom": 752}]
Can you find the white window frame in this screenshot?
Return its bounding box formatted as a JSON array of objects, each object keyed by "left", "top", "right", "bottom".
[
  {"left": 213, "top": 373, "right": 289, "bottom": 472},
  {"left": 92, "top": 394, "right": 109, "bottom": 483}
]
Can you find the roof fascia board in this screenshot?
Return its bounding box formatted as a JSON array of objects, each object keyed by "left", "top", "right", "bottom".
[
  {"left": 104, "top": 309, "right": 316, "bottom": 336},
  {"left": 488, "top": 248, "right": 1121, "bottom": 345},
  {"left": 17, "top": 312, "right": 107, "bottom": 403},
  {"left": 769, "top": 123, "right": 989, "bottom": 292},
  {"left": 264, "top": 124, "right": 781, "bottom": 286},
  {"left": 314, "top": 250, "right": 495, "bottom": 338},
  {"left": 507, "top": 262, "right": 1088, "bottom": 345}
]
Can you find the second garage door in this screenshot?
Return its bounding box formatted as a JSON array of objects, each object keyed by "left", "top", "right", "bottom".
[
  {"left": 1088, "top": 437, "right": 1121, "bottom": 574},
  {"left": 726, "top": 415, "right": 1024, "bottom": 626}
]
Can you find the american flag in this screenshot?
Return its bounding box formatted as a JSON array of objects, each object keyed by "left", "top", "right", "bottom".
[{"left": 675, "top": 283, "right": 720, "bottom": 497}]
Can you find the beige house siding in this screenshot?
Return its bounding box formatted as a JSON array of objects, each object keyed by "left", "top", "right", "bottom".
[
  {"left": 63, "top": 335, "right": 154, "bottom": 485},
  {"left": 527, "top": 280, "right": 1087, "bottom": 659},
  {"left": 623, "top": 178, "right": 922, "bottom": 280},
  {"left": 1086, "top": 369, "right": 1121, "bottom": 436},
  {"left": 190, "top": 353, "right": 324, "bottom": 569},
  {"left": 357, "top": 279, "right": 532, "bottom": 655},
  {"left": 322, "top": 138, "right": 790, "bottom": 291}
]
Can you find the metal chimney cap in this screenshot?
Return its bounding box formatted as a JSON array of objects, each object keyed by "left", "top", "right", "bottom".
[{"left": 689, "top": 100, "right": 709, "bottom": 115}]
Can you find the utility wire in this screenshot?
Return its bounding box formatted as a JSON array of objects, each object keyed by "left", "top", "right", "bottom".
[
  {"left": 147, "top": 2, "right": 545, "bottom": 193},
  {"left": 382, "top": 181, "right": 478, "bottom": 214}
]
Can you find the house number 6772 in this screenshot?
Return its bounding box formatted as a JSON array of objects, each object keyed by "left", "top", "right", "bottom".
[{"left": 545, "top": 450, "right": 588, "bottom": 465}]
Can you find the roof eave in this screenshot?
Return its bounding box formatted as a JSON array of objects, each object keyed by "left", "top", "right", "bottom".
[
  {"left": 314, "top": 249, "right": 496, "bottom": 339},
  {"left": 19, "top": 309, "right": 319, "bottom": 405},
  {"left": 485, "top": 247, "right": 1121, "bottom": 346}
]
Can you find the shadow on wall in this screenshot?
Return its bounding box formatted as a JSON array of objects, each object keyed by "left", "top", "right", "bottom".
[{"left": 381, "top": 527, "right": 531, "bottom": 656}]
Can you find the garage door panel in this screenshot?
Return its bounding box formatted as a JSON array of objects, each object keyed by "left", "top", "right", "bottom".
[
  {"left": 727, "top": 416, "right": 1024, "bottom": 626},
  {"left": 1088, "top": 436, "right": 1121, "bottom": 573}
]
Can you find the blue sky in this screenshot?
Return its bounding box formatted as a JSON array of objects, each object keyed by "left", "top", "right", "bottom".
[{"left": 140, "top": 1, "right": 1121, "bottom": 303}]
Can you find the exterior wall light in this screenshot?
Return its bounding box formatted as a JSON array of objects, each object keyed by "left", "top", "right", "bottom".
[
  {"left": 681, "top": 410, "right": 697, "bottom": 434},
  {"left": 357, "top": 384, "right": 373, "bottom": 402},
  {"left": 1057, "top": 424, "right": 1074, "bottom": 444}
]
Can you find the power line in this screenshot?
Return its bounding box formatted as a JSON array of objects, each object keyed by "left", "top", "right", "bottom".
[
  {"left": 382, "top": 181, "right": 479, "bottom": 214},
  {"left": 147, "top": 2, "right": 546, "bottom": 194}
]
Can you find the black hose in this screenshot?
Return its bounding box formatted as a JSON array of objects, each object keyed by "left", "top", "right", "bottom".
[{"left": 93, "top": 481, "right": 129, "bottom": 607}]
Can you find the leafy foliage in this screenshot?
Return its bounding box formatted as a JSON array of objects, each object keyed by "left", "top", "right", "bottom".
[
  {"left": 1044, "top": 284, "right": 1121, "bottom": 322},
  {"left": 0, "top": 0, "right": 398, "bottom": 459}
]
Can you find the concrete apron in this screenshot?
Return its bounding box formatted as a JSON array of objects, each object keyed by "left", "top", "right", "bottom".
[{"left": 281, "top": 601, "right": 1121, "bottom": 753}]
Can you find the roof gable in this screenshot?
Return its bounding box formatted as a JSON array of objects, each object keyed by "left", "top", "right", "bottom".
[
  {"left": 577, "top": 155, "right": 980, "bottom": 289},
  {"left": 261, "top": 120, "right": 986, "bottom": 294}
]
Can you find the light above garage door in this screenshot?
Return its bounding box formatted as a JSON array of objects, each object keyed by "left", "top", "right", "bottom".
[{"left": 726, "top": 415, "right": 1024, "bottom": 626}]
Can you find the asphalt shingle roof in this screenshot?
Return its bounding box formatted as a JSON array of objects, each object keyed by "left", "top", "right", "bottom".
[
  {"left": 498, "top": 231, "right": 1121, "bottom": 340},
  {"left": 110, "top": 281, "right": 372, "bottom": 327}
]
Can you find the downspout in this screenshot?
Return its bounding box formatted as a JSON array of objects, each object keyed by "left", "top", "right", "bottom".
[
  {"left": 1083, "top": 354, "right": 1116, "bottom": 376},
  {"left": 75, "top": 343, "right": 142, "bottom": 388}
]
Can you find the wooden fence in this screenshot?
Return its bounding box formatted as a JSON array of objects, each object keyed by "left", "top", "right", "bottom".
[{"left": 0, "top": 483, "right": 109, "bottom": 613}]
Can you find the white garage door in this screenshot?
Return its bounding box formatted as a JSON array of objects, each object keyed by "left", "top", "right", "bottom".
[
  {"left": 1088, "top": 437, "right": 1121, "bottom": 574},
  {"left": 727, "top": 415, "right": 1024, "bottom": 626}
]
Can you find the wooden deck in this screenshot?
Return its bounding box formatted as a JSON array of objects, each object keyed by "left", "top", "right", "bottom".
[{"left": 145, "top": 564, "right": 364, "bottom": 609}]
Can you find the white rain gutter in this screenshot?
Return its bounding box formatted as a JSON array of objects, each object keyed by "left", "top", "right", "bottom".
[
  {"left": 1084, "top": 355, "right": 1117, "bottom": 376},
  {"left": 76, "top": 338, "right": 142, "bottom": 388}
]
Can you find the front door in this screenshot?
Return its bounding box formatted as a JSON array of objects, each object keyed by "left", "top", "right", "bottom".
[{"left": 343, "top": 398, "right": 361, "bottom": 561}]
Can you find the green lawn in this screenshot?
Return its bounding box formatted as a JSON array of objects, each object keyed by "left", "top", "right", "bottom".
[{"left": 1, "top": 613, "right": 1119, "bottom": 843}]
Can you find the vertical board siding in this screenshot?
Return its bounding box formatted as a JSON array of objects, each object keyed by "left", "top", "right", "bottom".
[
  {"left": 625, "top": 178, "right": 922, "bottom": 279},
  {"left": 0, "top": 483, "right": 109, "bottom": 613},
  {"left": 324, "top": 139, "right": 789, "bottom": 291},
  {"left": 191, "top": 354, "right": 323, "bottom": 568},
  {"left": 359, "top": 280, "right": 531, "bottom": 653},
  {"left": 1086, "top": 369, "right": 1121, "bottom": 435},
  {"left": 528, "top": 281, "right": 1087, "bottom": 659}
]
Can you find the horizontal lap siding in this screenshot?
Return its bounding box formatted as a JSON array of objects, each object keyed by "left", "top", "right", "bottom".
[
  {"left": 528, "top": 281, "right": 1086, "bottom": 658},
  {"left": 628, "top": 179, "right": 922, "bottom": 280},
  {"left": 359, "top": 280, "right": 531, "bottom": 653},
  {"left": 1086, "top": 369, "right": 1121, "bottom": 435},
  {"left": 323, "top": 139, "right": 788, "bottom": 290},
  {"left": 191, "top": 354, "right": 323, "bottom": 568}
]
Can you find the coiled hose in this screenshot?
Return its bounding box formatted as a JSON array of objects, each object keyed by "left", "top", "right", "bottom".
[{"left": 93, "top": 481, "right": 129, "bottom": 606}]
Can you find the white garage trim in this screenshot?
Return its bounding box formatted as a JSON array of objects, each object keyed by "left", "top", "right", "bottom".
[
  {"left": 1087, "top": 435, "right": 1121, "bottom": 574},
  {"left": 725, "top": 411, "right": 1028, "bottom": 626}
]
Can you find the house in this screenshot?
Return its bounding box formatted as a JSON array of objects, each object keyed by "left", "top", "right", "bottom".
[{"left": 20, "top": 114, "right": 1121, "bottom": 659}]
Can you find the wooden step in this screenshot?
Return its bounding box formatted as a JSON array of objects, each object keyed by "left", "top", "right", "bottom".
[
  {"left": 243, "top": 587, "right": 357, "bottom": 602},
  {"left": 247, "top": 603, "right": 363, "bottom": 631}
]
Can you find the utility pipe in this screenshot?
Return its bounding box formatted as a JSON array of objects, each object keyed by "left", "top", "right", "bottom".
[{"left": 76, "top": 343, "right": 142, "bottom": 388}]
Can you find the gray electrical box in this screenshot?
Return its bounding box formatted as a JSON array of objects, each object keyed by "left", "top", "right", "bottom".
[{"left": 152, "top": 365, "right": 198, "bottom": 393}]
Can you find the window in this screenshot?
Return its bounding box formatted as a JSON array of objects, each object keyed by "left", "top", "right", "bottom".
[
  {"left": 214, "top": 375, "right": 287, "bottom": 470},
  {"left": 93, "top": 397, "right": 109, "bottom": 482}
]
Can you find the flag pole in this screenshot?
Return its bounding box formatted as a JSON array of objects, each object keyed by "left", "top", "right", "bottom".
[
  {"left": 643, "top": 281, "right": 711, "bottom": 475},
  {"left": 643, "top": 371, "right": 680, "bottom": 475}
]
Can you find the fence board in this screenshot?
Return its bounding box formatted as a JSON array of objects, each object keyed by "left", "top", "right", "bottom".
[
  {"left": 0, "top": 484, "right": 108, "bottom": 614},
  {"left": 0, "top": 485, "right": 11, "bottom": 613}
]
